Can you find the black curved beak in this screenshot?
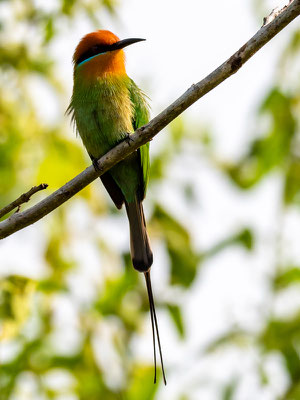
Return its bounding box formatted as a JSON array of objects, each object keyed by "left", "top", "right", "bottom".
[
  {"left": 111, "top": 38, "right": 146, "bottom": 51},
  {"left": 75, "top": 38, "right": 146, "bottom": 67}
]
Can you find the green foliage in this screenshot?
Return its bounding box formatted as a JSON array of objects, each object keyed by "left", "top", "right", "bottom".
[
  {"left": 226, "top": 88, "right": 296, "bottom": 189},
  {"left": 205, "top": 228, "right": 254, "bottom": 259},
  {"left": 0, "top": 276, "right": 36, "bottom": 339},
  {"left": 166, "top": 304, "right": 185, "bottom": 338},
  {"left": 222, "top": 379, "right": 238, "bottom": 400},
  {"left": 204, "top": 330, "right": 252, "bottom": 354},
  {"left": 125, "top": 366, "right": 158, "bottom": 400},
  {"left": 152, "top": 204, "right": 199, "bottom": 287},
  {"left": 273, "top": 266, "right": 300, "bottom": 290},
  {"left": 95, "top": 256, "right": 140, "bottom": 328},
  {"left": 260, "top": 315, "right": 300, "bottom": 391}
]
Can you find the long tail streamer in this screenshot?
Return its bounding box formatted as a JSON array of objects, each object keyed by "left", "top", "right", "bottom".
[{"left": 144, "top": 271, "right": 167, "bottom": 385}]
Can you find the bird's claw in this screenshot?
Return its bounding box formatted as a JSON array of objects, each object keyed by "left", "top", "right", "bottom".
[
  {"left": 124, "top": 133, "right": 134, "bottom": 146},
  {"left": 91, "top": 156, "right": 101, "bottom": 172}
]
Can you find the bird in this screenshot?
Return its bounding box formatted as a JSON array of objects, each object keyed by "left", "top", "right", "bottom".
[{"left": 67, "top": 30, "right": 166, "bottom": 385}]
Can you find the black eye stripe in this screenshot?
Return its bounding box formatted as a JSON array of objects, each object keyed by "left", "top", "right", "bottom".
[{"left": 76, "top": 43, "right": 118, "bottom": 65}]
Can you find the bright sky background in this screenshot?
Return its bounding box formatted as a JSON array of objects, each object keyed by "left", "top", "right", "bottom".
[{"left": 1, "top": 1, "right": 300, "bottom": 399}]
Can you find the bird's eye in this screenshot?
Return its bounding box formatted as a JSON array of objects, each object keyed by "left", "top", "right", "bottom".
[
  {"left": 76, "top": 44, "right": 111, "bottom": 66},
  {"left": 92, "top": 45, "right": 100, "bottom": 53}
]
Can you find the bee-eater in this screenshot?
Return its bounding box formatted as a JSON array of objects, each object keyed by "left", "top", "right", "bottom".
[{"left": 67, "top": 30, "right": 166, "bottom": 384}]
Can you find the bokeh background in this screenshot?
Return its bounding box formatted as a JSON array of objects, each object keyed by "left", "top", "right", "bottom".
[{"left": 1, "top": 0, "right": 300, "bottom": 399}]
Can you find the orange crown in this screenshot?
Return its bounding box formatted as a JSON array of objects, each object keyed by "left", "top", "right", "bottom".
[{"left": 73, "top": 30, "right": 120, "bottom": 65}]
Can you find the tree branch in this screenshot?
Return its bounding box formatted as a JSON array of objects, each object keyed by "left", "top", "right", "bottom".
[
  {"left": 0, "top": 0, "right": 299, "bottom": 240},
  {"left": 0, "top": 184, "right": 48, "bottom": 219}
]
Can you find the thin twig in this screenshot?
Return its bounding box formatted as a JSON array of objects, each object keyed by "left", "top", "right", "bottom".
[
  {"left": 0, "top": 184, "right": 48, "bottom": 219},
  {"left": 0, "top": 0, "right": 299, "bottom": 240}
]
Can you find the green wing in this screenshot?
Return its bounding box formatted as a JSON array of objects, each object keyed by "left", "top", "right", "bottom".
[{"left": 129, "top": 79, "right": 150, "bottom": 199}]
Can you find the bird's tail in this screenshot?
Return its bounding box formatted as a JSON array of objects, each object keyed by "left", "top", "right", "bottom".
[
  {"left": 144, "top": 270, "right": 167, "bottom": 385},
  {"left": 125, "top": 197, "right": 167, "bottom": 385},
  {"left": 125, "top": 197, "right": 153, "bottom": 272}
]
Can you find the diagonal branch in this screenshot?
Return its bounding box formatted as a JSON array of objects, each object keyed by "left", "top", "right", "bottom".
[{"left": 0, "top": 0, "right": 299, "bottom": 240}]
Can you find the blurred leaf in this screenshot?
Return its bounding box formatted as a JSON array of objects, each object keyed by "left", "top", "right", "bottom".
[
  {"left": 37, "top": 133, "right": 87, "bottom": 189},
  {"left": 205, "top": 330, "right": 251, "bottom": 353},
  {"left": 288, "top": 30, "right": 300, "bottom": 53},
  {"left": 258, "top": 363, "right": 269, "bottom": 386},
  {"left": 226, "top": 89, "right": 296, "bottom": 189},
  {"left": 95, "top": 255, "right": 140, "bottom": 327},
  {"left": 260, "top": 315, "right": 300, "bottom": 352},
  {"left": 170, "top": 117, "right": 185, "bottom": 148},
  {"left": 61, "top": 0, "right": 77, "bottom": 15},
  {"left": 283, "top": 346, "right": 300, "bottom": 384},
  {"left": 0, "top": 276, "right": 36, "bottom": 339},
  {"left": 280, "top": 28, "right": 300, "bottom": 71},
  {"left": 166, "top": 304, "right": 185, "bottom": 338},
  {"left": 222, "top": 379, "right": 238, "bottom": 400},
  {"left": 37, "top": 279, "right": 68, "bottom": 293},
  {"left": 152, "top": 204, "right": 199, "bottom": 287},
  {"left": 149, "top": 150, "right": 168, "bottom": 181},
  {"left": 283, "top": 381, "right": 300, "bottom": 400},
  {"left": 183, "top": 183, "right": 197, "bottom": 203},
  {"left": 44, "top": 17, "right": 55, "bottom": 43},
  {"left": 284, "top": 158, "right": 300, "bottom": 204},
  {"left": 260, "top": 315, "right": 300, "bottom": 382},
  {"left": 0, "top": 44, "right": 52, "bottom": 74},
  {"left": 236, "top": 228, "right": 253, "bottom": 250},
  {"left": 205, "top": 228, "right": 254, "bottom": 259},
  {"left": 273, "top": 267, "right": 300, "bottom": 290},
  {"left": 150, "top": 116, "right": 196, "bottom": 183},
  {"left": 95, "top": 273, "right": 136, "bottom": 316},
  {"left": 126, "top": 366, "right": 158, "bottom": 400}
]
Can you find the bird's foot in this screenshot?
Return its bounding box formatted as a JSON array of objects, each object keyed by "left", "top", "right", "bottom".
[
  {"left": 124, "top": 132, "right": 134, "bottom": 146},
  {"left": 90, "top": 155, "right": 101, "bottom": 172}
]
